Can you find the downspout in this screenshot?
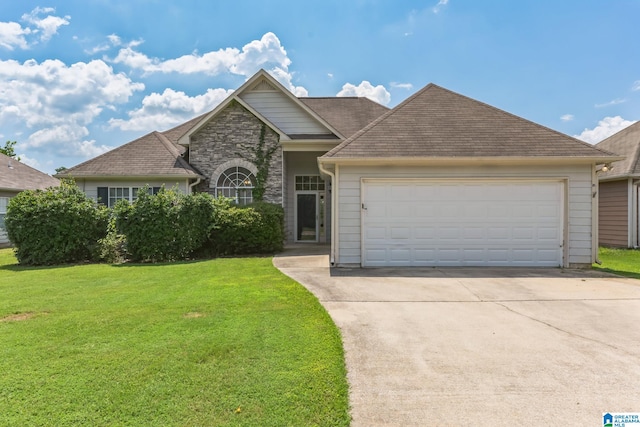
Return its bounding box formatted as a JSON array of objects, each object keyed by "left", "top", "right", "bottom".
[
  {"left": 188, "top": 177, "right": 202, "bottom": 194},
  {"left": 592, "top": 164, "right": 601, "bottom": 265},
  {"left": 628, "top": 177, "right": 635, "bottom": 248},
  {"left": 633, "top": 179, "right": 639, "bottom": 248},
  {"left": 318, "top": 159, "right": 336, "bottom": 266}
]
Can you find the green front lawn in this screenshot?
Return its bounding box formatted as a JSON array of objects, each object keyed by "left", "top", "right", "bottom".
[
  {"left": 0, "top": 249, "right": 349, "bottom": 426},
  {"left": 593, "top": 247, "right": 640, "bottom": 279}
]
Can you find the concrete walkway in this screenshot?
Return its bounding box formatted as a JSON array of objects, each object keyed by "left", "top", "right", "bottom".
[{"left": 273, "top": 245, "right": 640, "bottom": 426}]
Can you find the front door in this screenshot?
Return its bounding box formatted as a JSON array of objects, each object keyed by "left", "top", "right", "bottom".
[{"left": 296, "top": 193, "right": 317, "bottom": 242}]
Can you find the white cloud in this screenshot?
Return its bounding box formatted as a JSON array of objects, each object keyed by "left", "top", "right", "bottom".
[
  {"left": 433, "top": 0, "right": 450, "bottom": 13},
  {"left": 25, "top": 124, "right": 113, "bottom": 158},
  {"left": 560, "top": 114, "right": 574, "bottom": 122},
  {"left": 574, "top": 116, "right": 637, "bottom": 144},
  {"left": 391, "top": 82, "right": 413, "bottom": 90},
  {"left": 22, "top": 7, "right": 70, "bottom": 42},
  {"left": 337, "top": 81, "right": 391, "bottom": 105},
  {"left": 633, "top": 80, "right": 640, "bottom": 91},
  {"left": 0, "top": 7, "right": 68, "bottom": 51},
  {"left": 0, "top": 21, "right": 31, "bottom": 50},
  {"left": 0, "top": 57, "right": 143, "bottom": 161},
  {"left": 17, "top": 153, "right": 41, "bottom": 170},
  {"left": 109, "top": 87, "right": 234, "bottom": 131},
  {"left": 268, "top": 67, "right": 308, "bottom": 97},
  {"left": 595, "top": 98, "right": 626, "bottom": 108},
  {"left": 113, "top": 32, "right": 290, "bottom": 77},
  {"left": 0, "top": 58, "right": 144, "bottom": 128},
  {"left": 110, "top": 32, "right": 307, "bottom": 95}
]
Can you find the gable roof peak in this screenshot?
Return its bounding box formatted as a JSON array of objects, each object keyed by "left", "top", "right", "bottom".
[{"left": 321, "top": 82, "right": 620, "bottom": 161}]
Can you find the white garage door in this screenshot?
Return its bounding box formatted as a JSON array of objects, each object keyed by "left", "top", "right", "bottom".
[{"left": 362, "top": 180, "right": 564, "bottom": 267}]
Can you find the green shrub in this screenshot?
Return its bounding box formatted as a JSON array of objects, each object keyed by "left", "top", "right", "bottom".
[
  {"left": 210, "top": 201, "right": 284, "bottom": 256},
  {"left": 113, "top": 187, "right": 216, "bottom": 262},
  {"left": 97, "top": 214, "right": 126, "bottom": 264},
  {"left": 5, "top": 180, "right": 108, "bottom": 265}
]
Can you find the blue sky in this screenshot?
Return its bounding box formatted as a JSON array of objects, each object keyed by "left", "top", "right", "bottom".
[{"left": 1, "top": 0, "right": 639, "bottom": 174}]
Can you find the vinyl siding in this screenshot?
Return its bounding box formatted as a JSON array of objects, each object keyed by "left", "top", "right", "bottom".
[
  {"left": 335, "top": 163, "right": 594, "bottom": 267},
  {"left": 241, "top": 91, "right": 331, "bottom": 135},
  {"left": 598, "top": 180, "right": 629, "bottom": 247}
]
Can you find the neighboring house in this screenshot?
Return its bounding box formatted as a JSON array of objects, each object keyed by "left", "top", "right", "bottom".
[
  {"left": 0, "top": 153, "right": 60, "bottom": 246},
  {"left": 59, "top": 69, "right": 619, "bottom": 267},
  {"left": 594, "top": 121, "right": 640, "bottom": 248}
]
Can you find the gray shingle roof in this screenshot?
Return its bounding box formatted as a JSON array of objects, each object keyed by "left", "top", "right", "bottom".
[
  {"left": 300, "top": 97, "right": 389, "bottom": 138},
  {"left": 323, "top": 84, "right": 618, "bottom": 160},
  {"left": 57, "top": 130, "right": 202, "bottom": 178},
  {"left": 0, "top": 153, "right": 59, "bottom": 192},
  {"left": 595, "top": 121, "right": 640, "bottom": 179}
]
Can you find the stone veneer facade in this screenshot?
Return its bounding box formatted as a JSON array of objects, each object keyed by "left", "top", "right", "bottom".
[{"left": 188, "top": 100, "right": 283, "bottom": 205}]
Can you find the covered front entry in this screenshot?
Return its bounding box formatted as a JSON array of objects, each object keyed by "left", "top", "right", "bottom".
[{"left": 361, "top": 179, "right": 565, "bottom": 267}]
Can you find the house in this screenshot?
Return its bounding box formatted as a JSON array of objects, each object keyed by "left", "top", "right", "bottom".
[
  {"left": 0, "top": 153, "right": 60, "bottom": 246},
  {"left": 57, "top": 69, "right": 388, "bottom": 245},
  {"left": 58, "top": 69, "right": 619, "bottom": 267},
  {"left": 594, "top": 121, "right": 640, "bottom": 248}
]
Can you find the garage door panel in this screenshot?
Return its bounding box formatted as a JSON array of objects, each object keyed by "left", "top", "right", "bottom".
[
  {"left": 415, "top": 227, "right": 437, "bottom": 239},
  {"left": 487, "top": 227, "right": 510, "bottom": 240},
  {"left": 438, "top": 227, "right": 461, "bottom": 239},
  {"left": 512, "top": 227, "right": 535, "bottom": 240},
  {"left": 538, "top": 227, "right": 560, "bottom": 240},
  {"left": 391, "top": 227, "right": 411, "bottom": 239},
  {"left": 362, "top": 180, "right": 564, "bottom": 267},
  {"left": 365, "top": 226, "right": 387, "bottom": 240},
  {"left": 462, "top": 227, "right": 485, "bottom": 239}
]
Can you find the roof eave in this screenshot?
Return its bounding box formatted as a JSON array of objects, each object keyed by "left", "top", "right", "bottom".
[
  {"left": 319, "top": 155, "right": 624, "bottom": 166},
  {"left": 56, "top": 173, "right": 204, "bottom": 180}
]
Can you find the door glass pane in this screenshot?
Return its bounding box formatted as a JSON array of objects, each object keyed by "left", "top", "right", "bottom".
[{"left": 297, "top": 194, "right": 317, "bottom": 241}]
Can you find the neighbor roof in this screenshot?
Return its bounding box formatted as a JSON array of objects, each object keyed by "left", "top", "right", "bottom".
[
  {"left": 595, "top": 121, "right": 640, "bottom": 179},
  {"left": 57, "top": 127, "right": 202, "bottom": 179},
  {"left": 300, "top": 97, "right": 389, "bottom": 138},
  {"left": 322, "top": 84, "right": 619, "bottom": 161},
  {"left": 0, "top": 153, "right": 59, "bottom": 192}
]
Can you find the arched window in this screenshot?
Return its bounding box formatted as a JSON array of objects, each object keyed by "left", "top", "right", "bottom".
[{"left": 216, "top": 166, "right": 256, "bottom": 205}]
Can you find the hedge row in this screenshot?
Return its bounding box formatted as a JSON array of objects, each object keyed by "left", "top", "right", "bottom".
[{"left": 5, "top": 181, "right": 284, "bottom": 265}]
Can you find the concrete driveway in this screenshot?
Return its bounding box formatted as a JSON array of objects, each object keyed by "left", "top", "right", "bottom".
[{"left": 273, "top": 246, "right": 640, "bottom": 426}]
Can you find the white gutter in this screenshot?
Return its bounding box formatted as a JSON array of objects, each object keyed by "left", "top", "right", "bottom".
[{"left": 318, "top": 160, "right": 336, "bottom": 265}]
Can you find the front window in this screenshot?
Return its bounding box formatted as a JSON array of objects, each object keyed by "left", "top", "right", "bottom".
[
  {"left": 98, "top": 186, "right": 161, "bottom": 207},
  {"left": 216, "top": 166, "right": 256, "bottom": 205},
  {"left": 109, "top": 187, "right": 130, "bottom": 207}
]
